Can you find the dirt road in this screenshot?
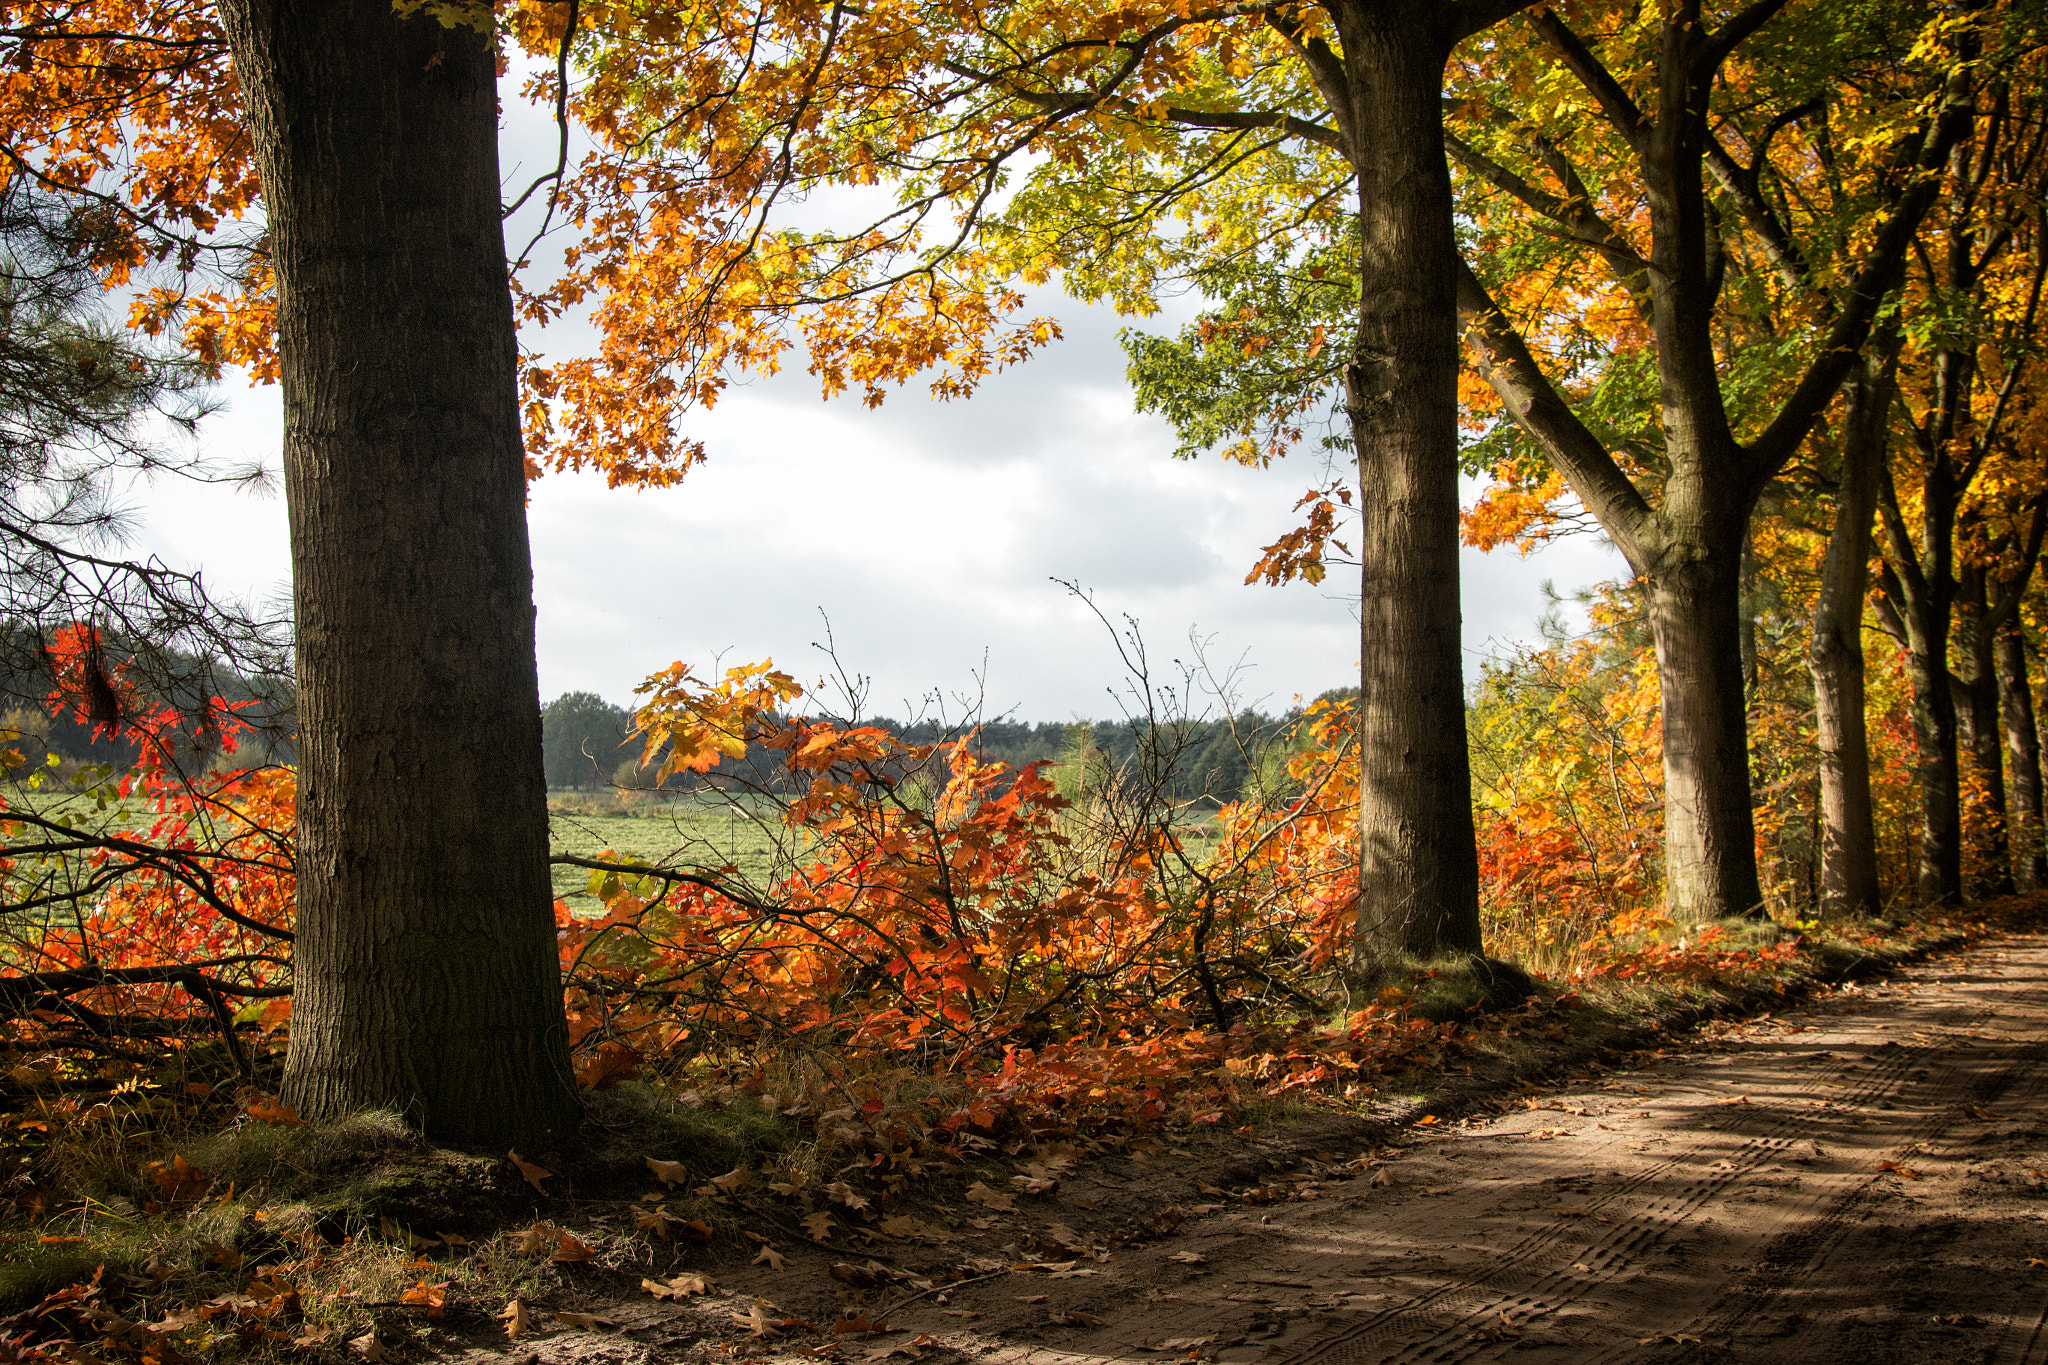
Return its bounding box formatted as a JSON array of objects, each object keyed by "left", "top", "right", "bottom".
[
  {"left": 924, "top": 934, "right": 2048, "bottom": 1365},
  {"left": 481, "top": 934, "right": 2048, "bottom": 1365}
]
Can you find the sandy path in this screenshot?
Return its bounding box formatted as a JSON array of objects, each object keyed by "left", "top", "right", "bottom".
[{"left": 923, "top": 934, "right": 2048, "bottom": 1365}]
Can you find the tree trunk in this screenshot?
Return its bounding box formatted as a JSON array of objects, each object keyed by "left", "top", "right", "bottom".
[
  {"left": 1888, "top": 577, "right": 1964, "bottom": 905},
  {"left": 1647, "top": 543, "right": 1766, "bottom": 919},
  {"left": 1998, "top": 623, "right": 2047, "bottom": 891},
  {"left": 1335, "top": 2, "right": 1481, "bottom": 961},
  {"left": 1808, "top": 353, "right": 1890, "bottom": 917},
  {"left": 1952, "top": 566, "right": 2014, "bottom": 896},
  {"left": 221, "top": 0, "right": 580, "bottom": 1145}
]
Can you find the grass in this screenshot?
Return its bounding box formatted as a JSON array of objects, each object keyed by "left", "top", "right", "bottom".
[{"left": 546, "top": 790, "right": 784, "bottom": 906}]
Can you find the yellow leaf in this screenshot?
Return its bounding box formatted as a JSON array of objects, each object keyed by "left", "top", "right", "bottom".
[{"left": 496, "top": 1299, "right": 528, "bottom": 1339}]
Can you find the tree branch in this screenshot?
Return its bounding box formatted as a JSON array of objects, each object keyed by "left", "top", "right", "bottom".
[{"left": 1455, "top": 255, "right": 1659, "bottom": 570}]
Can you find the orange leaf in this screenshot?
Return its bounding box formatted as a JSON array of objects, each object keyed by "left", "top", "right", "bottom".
[{"left": 508, "top": 1150, "right": 552, "bottom": 1195}]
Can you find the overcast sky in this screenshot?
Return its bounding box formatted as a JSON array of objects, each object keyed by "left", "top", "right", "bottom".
[{"left": 120, "top": 63, "right": 1628, "bottom": 725}]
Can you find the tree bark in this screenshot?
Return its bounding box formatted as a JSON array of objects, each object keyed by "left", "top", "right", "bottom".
[
  {"left": 1952, "top": 562, "right": 2014, "bottom": 895},
  {"left": 1647, "top": 543, "right": 1765, "bottom": 918},
  {"left": 220, "top": 0, "right": 580, "bottom": 1145},
  {"left": 1330, "top": 1, "right": 1482, "bottom": 961},
  {"left": 1808, "top": 350, "right": 1891, "bottom": 917},
  {"left": 1998, "top": 624, "right": 2047, "bottom": 891}
]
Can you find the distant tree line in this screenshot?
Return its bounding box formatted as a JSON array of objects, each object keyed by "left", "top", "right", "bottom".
[{"left": 540, "top": 688, "right": 1358, "bottom": 808}]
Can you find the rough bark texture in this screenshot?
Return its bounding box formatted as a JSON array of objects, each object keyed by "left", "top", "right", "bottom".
[
  {"left": 220, "top": 0, "right": 580, "bottom": 1144},
  {"left": 1646, "top": 544, "right": 1764, "bottom": 919},
  {"left": 1329, "top": 2, "right": 1481, "bottom": 961},
  {"left": 1952, "top": 564, "right": 2014, "bottom": 896},
  {"left": 1875, "top": 550, "right": 1964, "bottom": 907},
  {"left": 1998, "top": 625, "right": 2047, "bottom": 891},
  {"left": 1807, "top": 353, "right": 1890, "bottom": 918}
]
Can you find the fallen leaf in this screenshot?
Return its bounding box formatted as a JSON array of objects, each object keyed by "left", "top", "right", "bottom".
[
  {"left": 1049, "top": 1310, "right": 1101, "bottom": 1327},
  {"left": 350, "top": 1332, "right": 392, "bottom": 1361},
  {"left": 735, "top": 1298, "right": 781, "bottom": 1338},
  {"left": 553, "top": 1312, "right": 616, "bottom": 1330},
  {"left": 438, "top": 1232, "right": 471, "bottom": 1249},
  {"left": 398, "top": 1280, "right": 447, "bottom": 1317},
  {"left": 1552, "top": 1207, "right": 1593, "bottom": 1218},
  {"left": 513, "top": 1224, "right": 556, "bottom": 1258},
  {"left": 879, "top": 1214, "right": 943, "bottom": 1240},
  {"left": 964, "top": 1182, "right": 1015, "bottom": 1212},
  {"left": 967, "top": 1216, "right": 999, "bottom": 1230},
  {"left": 834, "top": 1312, "right": 891, "bottom": 1336},
  {"left": 551, "top": 1230, "right": 595, "bottom": 1263},
  {"left": 1713, "top": 1095, "right": 1752, "bottom": 1107},
  {"left": 642, "top": 1273, "right": 712, "bottom": 1299},
  {"left": 1169, "top": 1252, "right": 1206, "bottom": 1265},
  {"left": 1877, "top": 1159, "right": 1923, "bottom": 1180},
  {"left": 804, "top": 1210, "right": 837, "bottom": 1242},
  {"left": 508, "top": 1150, "right": 552, "bottom": 1195},
  {"left": 1637, "top": 1334, "right": 1701, "bottom": 1345},
  {"left": 245, "top": 1096, "right": 304, "bottom": 1127},
  {"left": 754, "top": 1245, "right": 788, "bottom": 1270},
  {"left": 496, "top": 1300, "right": 528, "bottom": 1339},
  {"left": 830, "top": 1262, "right": 890, "bottom": 1289},
  {"left": 646, "top": 1157, "right": 689, "bottom": 1186},
  {"left": 711, "top": 1165, "right": 753, "bottom": 1194},
  {"left": 827, "top": 1180, "right": 871, "bottom": 1211},
  {"left": 637, "top": 1205, "right": 685, "bottom": 1238}
]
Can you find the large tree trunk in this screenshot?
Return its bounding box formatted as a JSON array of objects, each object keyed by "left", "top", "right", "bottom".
[
  {"left": 221, "top": 0, "right": 580, "bottom": 1145},
  {"left": 1808, "top": 353, "right": 1890, "bottom": 917},
  {"left": 1998, "top": 623, "right": 2047, "bottom": 891},
  {"left": 1952, "top": 565, "right": 2014, "bottom": 896},
  {"left": 1334, "top": 1, "right": 1481, "bottom": 961},
  {"left": 1646, "top": 541, "right": 1766, "bottom": 919}
]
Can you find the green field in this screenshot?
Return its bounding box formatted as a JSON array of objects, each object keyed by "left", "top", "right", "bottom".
[{"left": 546, "top": 791, "right": 784, "bottom": 907}]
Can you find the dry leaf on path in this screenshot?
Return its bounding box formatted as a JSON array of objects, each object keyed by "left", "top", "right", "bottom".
[
  {"left": 350, "top": 1332, "right": 392, "bottom": 1361},
  {"left": 642, "top": 1273, "right": 712, "bottom": 1299},
  {"left": 734, "top": 1299, "right": 781, "bottom": 1338},
  {"left": 827, "top": 1180, "right": 871, "bottom": 1211},
  {"left": 551, "top": 1231, "right": 595, "bottom": 1263},
  {"left": 495, "top": 1300, "right": 528, "bottom": 1339},
  {"left": 1637, "top": 1334, "right": 1702, "bottom": 1345},
  {"left": 803, "top": 1210, "right": 836, "bottom": 1241},
  {"left": 645, "top": 1157, "right": 689, "bottom": 1186},
  {"left": 1713, "top": 1095, "right": 1752, "bottom": 1107},
  {"left": 1169, "top": 1252, "right": 1206, "bottom": 1265},
  {"left": 833, "top": 1312, "right": 891, "bottom": 1336},
  {"left": 754, "top": 1245, "right": 788, "bottom": 1270},
  {"left": 711, "top": 1165, "right": 753, "bottom": 1194},
  {"left": 1878, "top": 1159, "right": 1923, "bottom": 1180},
  {"left": 553, "top": 1312, "right": 616, "bottom": 1331},
  {"left": 507, "top": 1150, "right": 552, "bottom": 1195},
  {"left": 965, "top": 1182, "right": 1015, "bottom": 1211}
]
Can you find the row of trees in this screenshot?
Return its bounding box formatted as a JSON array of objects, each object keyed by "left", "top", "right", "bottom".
[
  {"left": 541, "top": 686, "right": 1300, "bottom": 806},
  {"left": 1, "top": 0, "right": 2041, "bottom": 1148}
]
